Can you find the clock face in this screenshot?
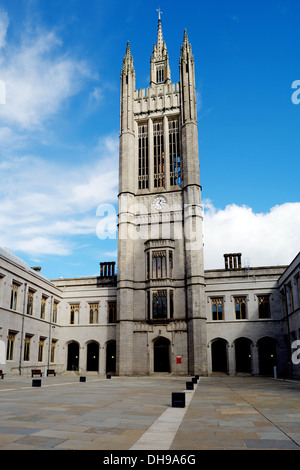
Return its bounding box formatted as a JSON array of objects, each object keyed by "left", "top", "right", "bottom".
[{"left": 152, "top": 196, "right": 167, "bottom": 210}]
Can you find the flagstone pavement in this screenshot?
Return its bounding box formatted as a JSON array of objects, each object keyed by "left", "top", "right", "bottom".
[{"left": 0, "top": 374, "right": 299, "bottom": 451}]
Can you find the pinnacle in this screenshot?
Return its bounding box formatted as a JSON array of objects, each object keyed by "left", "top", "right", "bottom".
[
  {"left": 183, "top": 29, "right": 188, "bottom": 44},
  {"left": 156, "top": 17, "right": 164, "bottom": 56},
  {"left": 125, "top": 41, "right": 131, "bottom": 56}
]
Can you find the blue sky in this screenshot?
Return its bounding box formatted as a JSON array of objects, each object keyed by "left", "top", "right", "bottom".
[{"left": 0, "top": 0, "right": 299, "bottom": 279}]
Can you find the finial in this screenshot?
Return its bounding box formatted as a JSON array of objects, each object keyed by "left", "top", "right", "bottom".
[
  {"left": 183, "top": 29, "right": 188, "bottom": 43},
  {"left": 156, "top": 8, "right": 162, "bottom": 21}
]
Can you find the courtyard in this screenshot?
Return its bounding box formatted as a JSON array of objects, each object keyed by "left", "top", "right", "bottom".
[{"left": 0, "top": 374, "right": 299, "bottom": 452}]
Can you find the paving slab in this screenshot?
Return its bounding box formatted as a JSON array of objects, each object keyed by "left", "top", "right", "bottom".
[{"left": 0, "top": 374, "right": 299, "bottom": 451}]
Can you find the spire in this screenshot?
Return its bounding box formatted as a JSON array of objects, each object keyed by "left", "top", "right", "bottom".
[
  {"left": 125, "top": 41, "right": 131, "bottom": 57},
  {"left": 150, "top": 14, "right": 170, "bottom": 85},
  {"left": 183, "top": 28, "right": 188, "bottom": 44},
  {"left": 156, "top": 18, "right": 164, "bottom": 58},
  {"left": 181, "top": 28, "right": 192, "bottom": 61},
  {"left": 122, "top": 41, "right": 134, "bottom": 75}
]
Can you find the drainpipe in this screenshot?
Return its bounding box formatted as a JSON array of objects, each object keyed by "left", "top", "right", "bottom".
[
  {"left": 47, "top": 295, "right": 53, "bottom": 374},
  {"left": 19, "top": 282, "right": 27, "bottom": 375},
  {"left": 284, "top": 285, "right": 293, "bottom": 378}
]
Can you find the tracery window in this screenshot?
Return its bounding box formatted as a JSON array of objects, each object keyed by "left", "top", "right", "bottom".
[
  {"left": 27, "top": 290, "right": 34, "bottom": 316},
  {"left": 296, "top": 275, "right": 300, "bottom": 304},
  {"left": 211, "top": 298, "right": 223, "bottom": 320},
  {"left": 53, "top": 301, "right": 58, "bottom": 323},
  {"left": 138, "top": 123, "right": 149, "bottom": 189},
  {"left": 38, "top": 337, "right": 45, "bottom": 362},
  {"left": 41, "top": 296, "right": 47, "bottom": 319},
  {"left": 287, "top": 283, "right": 294, "bottom": 312},
  {"left": 152, "top": 290, "right": 168, "bottom": 319},
  {"left": 169, "top": 119, "right": 181, "bottom": 186},
  {"left": 146, "top": 248, "right": 174, "bottom": 280},
  {"left": 51, "top": 340, "right": 57, "bottom": 363},
  {"left": 149, "top": 289, "right": 174, "bottom": 320},
  {"left": 6, "top": 331, "right": 16, "bottom": 361},
  {"left": 152, "top": 251, "right": 167, "bottom": 279},
  {"left": 89, "top": 303, "right": 99, "bottom": 324},
  {"left": 24, "top": 335, "right": 32, "bottom": 361},
  {"left": 258, "top": 295, "right": 271, "bottom": 319},
  {"left": 108, "top": 301, "right": 117, "bottom": 323},
  {"left": 70, "top": 304, "right": 79, "bottom": 325},
  {"left": 235, "top": 297, "right": 247, "bottom": 320},
  {"left": 10, "top": 283, "right": 19, "bottom": 310},
  {"left": 156, "top": 65, "right": 164, "bottom": 83},
  {"left": 153, "top": 121, "right": 164, "bottom": 188}
]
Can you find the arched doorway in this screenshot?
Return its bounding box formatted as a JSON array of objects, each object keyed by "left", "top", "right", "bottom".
[
  {"left": 106, "top": 341, "right": 116, "bottom": 374},
  {"left": 86, "top": 342, "right": 99, "bottom": 372},
  {"left": 67, "top": 342, "right": 79, "bottom": 371},
  {"left": 211, "top": 338, "right": 228, "bottom": 373},
  {"left": 154, "top": 337, "right": 170, "bottom": 372},
  {"left": 235, "top": 337, "right": 252, "bottom": 374},
  {"left": 258, "top": 337, "right": 277, "bottom": 376}
]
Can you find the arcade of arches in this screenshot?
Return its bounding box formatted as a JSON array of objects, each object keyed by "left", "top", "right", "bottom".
[
  {"left": 211, "top": 336, "right": 278, "bottom": 376},
  {"left": 65, "top": 336, "right": 277, "bottom": 376},
  {"left": 66, "top": 340, "right": 116, "bottom": 374}
]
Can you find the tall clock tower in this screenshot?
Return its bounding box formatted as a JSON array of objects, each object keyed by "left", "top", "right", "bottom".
[{"left": 116, "top": 17, "right": 207, "bottom": 376}]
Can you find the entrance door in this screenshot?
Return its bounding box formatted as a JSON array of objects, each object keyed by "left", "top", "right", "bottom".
[
  {"left": 258, "top": 337, "right": 277, "bottom": 376},
  {"left": 67, "top": 342, "right": 79, "bottom": 371},
  {"left": 235, "top": 338, "right": 252, "bottom": 373},
  {"left": 86, "top": 342, "right": 99, "bottom": 372},
  {"left": 154, "top": 337, "right": 170, "bottom": 372},
  {"left": 212, "top": 338, "right": 228, "bottom": 373},
  {"left": 106, "top": 341, "right": 116, "bottom": 373}
]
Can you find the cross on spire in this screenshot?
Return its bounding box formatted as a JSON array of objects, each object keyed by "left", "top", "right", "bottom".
[{"left": 156, "top": 8, "right": 162, "bottom": 20}]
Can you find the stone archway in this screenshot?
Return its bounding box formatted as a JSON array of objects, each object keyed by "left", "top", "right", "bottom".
[
  {"left": 153, "top": 337, "right": 170, "bottom": 372},
  {"left": 86, "top": 341, "right": 100, "bottom": 372},
  {"left": 211, "top": 338, "right": 228, "bottom": 374},
  {"left": 106, "top": 341, "right": 116, "bottom": 374},
  {"left": 235, "top": 337, "right": 252, "bottom": 374},
  {"left": 258, "top": 337, "right": 277, "bottom": 376},
  {"left": 67, "top": 341, "right": 79, "bottom": 371}
]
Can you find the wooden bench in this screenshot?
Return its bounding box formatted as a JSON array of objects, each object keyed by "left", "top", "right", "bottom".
[
  {"left": 46, "top": 369, "right": 56, "bottom": 376},
  {"left": 0, "top": 370, "right": 5, "bottom": 379},
  {"left": 31, "top": 369, "right": 42, "bottom": 377}
]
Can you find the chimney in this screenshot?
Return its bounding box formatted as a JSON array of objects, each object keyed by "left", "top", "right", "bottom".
[
  {"left": 100, "top": 262, "right": 116, "bottom": 278},
  {"left": 31, "top": 266, "right": 41, "bottom": 273},
  {"left": 224, "top": 253, "right": 242, "bottom": 270}
]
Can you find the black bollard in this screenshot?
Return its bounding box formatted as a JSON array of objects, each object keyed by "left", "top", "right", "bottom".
[
  {"left": 172, "top": 392, "right": 185, "bottom": 408},
  {"left": 32, "top": 379, "right": 41, "bottom": 387},
  {"left": 80, "top": 376, "right": 86, "bottom": 382},
  {"left": 186, "top": 381, "right": 194, "bottom": 390}
]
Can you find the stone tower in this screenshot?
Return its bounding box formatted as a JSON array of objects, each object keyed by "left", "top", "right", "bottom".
[{"left": 116, "top": 17, "right": 207, "bottom": 376}]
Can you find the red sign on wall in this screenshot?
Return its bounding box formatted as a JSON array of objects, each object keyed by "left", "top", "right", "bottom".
[{"left": 176, "top": 356, "right": 182, "bottom": 364}]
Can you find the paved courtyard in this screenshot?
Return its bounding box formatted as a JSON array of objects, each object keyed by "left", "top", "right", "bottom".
[{"left": 0, "top": 374, "right": 299, "bottom": 451}]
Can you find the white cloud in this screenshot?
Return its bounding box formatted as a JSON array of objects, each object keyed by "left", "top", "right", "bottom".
[
  {"left": 0, "top": 15, "right": 92, "bottom": 130},
  {"left": 0, "top": 134, "right": 119, "bottom": 256},
  {"left": 0, "top": 12, "right": 117, "bottom": 259},
  {"left": 13, "top": 236, "right": 71, "bottom": 257},
  {"left": 203, "top": 200, "right": 300, "bottom": 269}
]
